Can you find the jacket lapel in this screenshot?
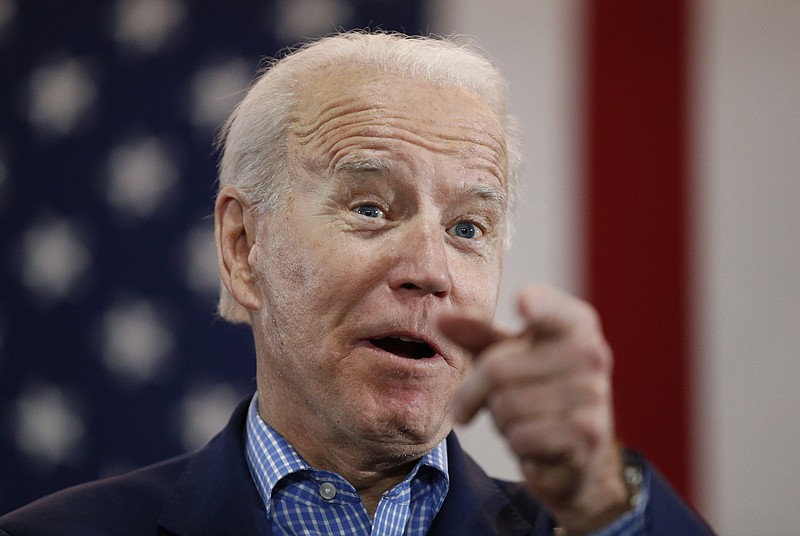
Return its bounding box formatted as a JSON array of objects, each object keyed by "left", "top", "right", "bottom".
[
  {"left": 156, "top": 396, "right": 272, "bottom": 536},
  {"left": 428, "top": 433, "right": 547, "bottom": 536}
]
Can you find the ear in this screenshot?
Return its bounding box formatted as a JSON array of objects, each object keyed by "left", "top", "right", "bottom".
[{"left": 215, "top": 186, "right": 262, "bottom": 312}]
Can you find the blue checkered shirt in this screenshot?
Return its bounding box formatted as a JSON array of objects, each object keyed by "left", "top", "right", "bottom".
[
  {"left": 244, "top": 395, "right": 648, "bottom": 535},
  {"left": 244, "top": 395, "right": 449, "bottom": 535}
]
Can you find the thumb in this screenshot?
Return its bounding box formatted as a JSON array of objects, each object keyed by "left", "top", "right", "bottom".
[{"left": 438, "top": 311, "right": 513, "bottom": 425}]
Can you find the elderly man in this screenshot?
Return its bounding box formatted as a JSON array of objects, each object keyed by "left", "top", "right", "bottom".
[{"left": 0, "top": 32, "right": 712, "bottom": 535}]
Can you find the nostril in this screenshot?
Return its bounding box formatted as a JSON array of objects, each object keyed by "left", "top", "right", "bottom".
[{"left": 398, "top": 282, "right": 447, "bottom": 297}]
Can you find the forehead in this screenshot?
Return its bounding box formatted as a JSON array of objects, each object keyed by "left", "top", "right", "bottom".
[{"left": 288, "top": 65, "right": 508, "bottom": 189}]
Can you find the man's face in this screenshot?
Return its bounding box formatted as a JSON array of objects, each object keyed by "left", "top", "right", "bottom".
[{"left": 249, "top": 66, "right": 508, "bottom": 462}]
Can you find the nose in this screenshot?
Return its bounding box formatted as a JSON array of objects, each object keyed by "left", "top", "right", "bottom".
[{"left": 387, "top": 217, "right": 452, "bottom": 298}]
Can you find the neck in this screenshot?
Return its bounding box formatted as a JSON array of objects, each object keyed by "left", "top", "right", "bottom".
[
  {"left": 256, "top": 393, "right": 428, "bottom": 517},
  {"left": 324, "top": 457, "right": 416, "bottom": 518}
]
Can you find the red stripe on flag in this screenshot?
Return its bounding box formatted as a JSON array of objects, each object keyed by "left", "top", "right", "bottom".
[{"left": 585, "top": 1, "right": 692, "bottom": 500}]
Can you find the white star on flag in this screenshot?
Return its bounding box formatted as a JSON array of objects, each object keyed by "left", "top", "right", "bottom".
[
  {"left": 100, "top": 298, "right": 176, "bottom": 384},
  {"left": 27, "top": 57, "right": 97, "bottom": 136},
  {"left": 188, "top": 58, "right": 252, "bottom": 131},
  {"left": 113, "top": 0, "right": 186, "bottom": 54},
  {"left": 175, "top": 383, "right": 239, "bottom": 450},
  {"left": 105, "top": 136, "right": 180, "bottom": 220},
  {"left": 21, "top": 217, "right": 91, "bottom": 302},
  {"left": 273, "top": 0, "right": 354, "bottom": 41},
  {"left": 15, "top": 385, "right": 86, "bottom": 467}
]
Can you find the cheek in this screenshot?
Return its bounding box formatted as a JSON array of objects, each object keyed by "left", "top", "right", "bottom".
[
  {"left": 249, "top": 230, "right": 317, "bottom": 329},
  {"left": 452, "top": 254, "right": 502, "bottom": 313},
  {"left": 255, "top": 225, "right": 369, "bottom": 317}
]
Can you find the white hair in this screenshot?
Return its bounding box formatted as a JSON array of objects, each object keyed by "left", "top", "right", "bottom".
[{"left": 216, "top": 30, "right": 522, "bottom": 324}]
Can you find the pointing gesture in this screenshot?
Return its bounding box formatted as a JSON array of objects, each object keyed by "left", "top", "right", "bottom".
[{"left": 439, "top": 284, "right": 631, "bottom": 534}]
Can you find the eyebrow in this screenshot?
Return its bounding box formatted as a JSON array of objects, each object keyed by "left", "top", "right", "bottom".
[
  {"left": 333, "top": 156, "right": 391, "bottom": 174},
  {"left": 333, "top": 155, "right": 507, "bottom": 209},
  {"left": 463, "top": 184, "right": 508, "bottom": 211}
]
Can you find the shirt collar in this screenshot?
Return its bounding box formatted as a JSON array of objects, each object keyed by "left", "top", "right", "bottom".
[{"left": 243, "top": 393, "right": 449, "bottom": 512}]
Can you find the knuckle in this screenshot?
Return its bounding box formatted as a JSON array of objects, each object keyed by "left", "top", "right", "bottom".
[
  {"left": 572, "top": 375, "right": 608, "bottom": 406},
  {"left": 574, "top": 410, "right": 607, "bottom": 447},
  {"left": 577, "top": 336, "right": 612, "bottom": 372},
  {"left": 575, "top": 300, "right": 600, "bottom": 327},
  {"left": 584, "top": 378, "right": 610, "bottom": 405},
  {"left": 508, "top": 423, "right": 568, "bottom": 461}
]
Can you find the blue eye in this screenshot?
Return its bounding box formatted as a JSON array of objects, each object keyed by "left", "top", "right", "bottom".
[
  {"left": 355, "top": 205, "right": 385, "bottom": 219},
  {"left": 449, "top": 221, "right": 481, "bottom": 239}
]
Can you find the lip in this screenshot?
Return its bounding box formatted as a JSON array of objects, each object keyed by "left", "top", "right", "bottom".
[
  {"left": 363, "top": 343, "right": 446, "bottom": 374},
  {"left": 373, "top": 329, "right": 441, "bottom": 352},
  {"left": 359, "top": 329, "right": 446, "bottom": 364}
]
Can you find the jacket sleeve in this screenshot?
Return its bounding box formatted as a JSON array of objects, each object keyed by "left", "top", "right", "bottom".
[
  {"left": 556, "top": 452, "right": 716, "bottom": 536},
  {"left": 631, "top": 451, "right": 716, "bottom": 536}
]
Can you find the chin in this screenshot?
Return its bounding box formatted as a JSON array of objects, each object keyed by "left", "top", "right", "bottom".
[
  {"left": 344, "top": 382, "right": 455, "bottom": 449},
  {"left": 368, "top": 407, "right": 452, "bottom": 449}
]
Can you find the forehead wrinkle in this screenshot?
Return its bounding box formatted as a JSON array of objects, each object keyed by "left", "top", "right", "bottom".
[
  {"left": 453, "top": 142, "right": 507, "bottom": 189},
  {"left": 292, "top": 95, "right": 374, "bottom": 141},
  {"left": 321, "top": 119, "right": 505, "bottom": 179},
  {"left": 293, "top": 89, "right": 501, "bottom": 153},
  {"left": 291, "top": 88, "right": 507, "bottom": 185}
]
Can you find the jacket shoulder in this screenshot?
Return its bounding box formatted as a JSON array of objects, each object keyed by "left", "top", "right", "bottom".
[{"left": 0, "top": 453, "right": 191, "bottom": 536}]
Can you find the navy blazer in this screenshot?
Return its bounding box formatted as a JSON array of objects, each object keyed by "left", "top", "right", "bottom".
[{"left": 0, "top": 397, "right": 713, "bottom": 535}]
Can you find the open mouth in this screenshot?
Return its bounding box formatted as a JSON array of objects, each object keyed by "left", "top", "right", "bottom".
[{"left": 369, "top": 336, "right": 436, "bottom": 359}]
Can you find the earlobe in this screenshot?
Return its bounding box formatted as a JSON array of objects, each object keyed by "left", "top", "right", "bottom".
[{"left": 215, "top": 187, "right": 262, "bottom": 312}]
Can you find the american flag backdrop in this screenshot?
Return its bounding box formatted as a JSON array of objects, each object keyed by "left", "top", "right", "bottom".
[
  {"left": 3, "top": 1, "right": 800, "bottom": 534},
  {"left": 0, "top": 0, "right": 423, "bottom": 513}
]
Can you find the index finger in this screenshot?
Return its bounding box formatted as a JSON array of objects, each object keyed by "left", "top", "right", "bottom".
[
  {"left": 437, "top": 311, "right": 508, "bottom": 356},
  {"left": 517, "top": 284, "right": 601, "bottom": 341}
]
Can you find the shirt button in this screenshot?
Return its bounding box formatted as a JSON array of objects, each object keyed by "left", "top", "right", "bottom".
[{"left": 319, "top": 482, "right": 337, "bottom": 500}]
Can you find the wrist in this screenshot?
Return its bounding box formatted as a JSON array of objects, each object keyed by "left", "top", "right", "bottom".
[{"left": 552, "top": 457, "right": 643, "bottom": 535}]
